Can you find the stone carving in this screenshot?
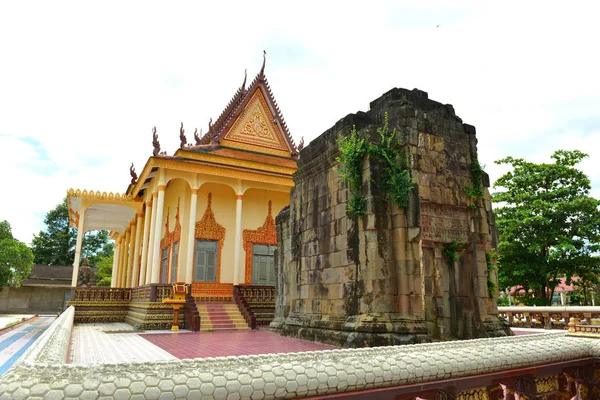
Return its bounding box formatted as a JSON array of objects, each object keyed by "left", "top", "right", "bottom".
[{"left": 270, "top": 88, "right": 510, "bottom": 347}]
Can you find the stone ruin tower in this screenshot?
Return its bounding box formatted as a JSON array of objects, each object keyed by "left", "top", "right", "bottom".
[{"left": 270, "top": 88, "right": 511, "bottom": 347}]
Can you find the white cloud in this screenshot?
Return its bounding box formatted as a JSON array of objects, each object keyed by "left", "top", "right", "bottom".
[{"left": 0, "top": 1, "right": 599, "bottom": 243}]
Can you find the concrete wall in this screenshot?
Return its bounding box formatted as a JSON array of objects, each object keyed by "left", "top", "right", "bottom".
[{"left": 0, "top": 286, "right": 69, "bottom": 313}]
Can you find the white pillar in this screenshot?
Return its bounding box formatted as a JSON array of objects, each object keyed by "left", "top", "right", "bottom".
[
  {"left": 145, "top": 194, "right": 158, "bottom": 284},
  {"left": 111, "top": 241, "right": 120, "bottom": 288},
  {"left": 150, "top": 185, "right": 166, "bottom": 283},
  {"left": 131, "top": 213, "right": 144, "bottom": 287},
  {"left": 139, "top": 202, "right": 152, "bottom": 285},
  {"left": 185, "top": 189, "right": 198, "bottom": 283},
  {"left": 233, "top": 192, "right": 243, "bottom": 285},
  {"left": 126, "top": 221, "right": 137, "bottom": 287},
  {"left": 71, "top": 212, "right": 85, "bottom": 287},
  {"left": 120, "top": 228, "right": 131, "bottom": 287}
]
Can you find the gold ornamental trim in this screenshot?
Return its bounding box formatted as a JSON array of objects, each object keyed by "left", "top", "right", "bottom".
[
  {"left": 175, "top": 150, "right": 296, "bottom": 175},
  {"left": 153, "top": 158, "right": 294, "bottom": 187},
  {"left": 243, "top": 200, "right": 277, "bottom": 284},
  {"left": 194, "top": 193, "right": 226, "bottom": 283}
]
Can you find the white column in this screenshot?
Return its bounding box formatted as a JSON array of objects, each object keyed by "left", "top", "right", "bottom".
[
  {"left": 145, "top": 194, "right": 158, "bottom": 284},
  {"left": 233, "top": 192, "right": 243, "bottom": 285},
  {"left": 120, "top": 228, "right": 131, "bottom": 287},
  {"left": 131, "top": 213, "right": 144, "bottom": 287},
  {"left": 125, "top": 221, "right": 137, "bottom": 287},
  {"left": 150, "top": 185, "right": 166, "bottom": 283},
  {"left": 185, "top": 189, "right": 198, "bottom": 283},
  {"left": 139, "top": 202, "right": 152, "bottom": 285},
  {"left": 71, "top": 211, "right": 86, "bottom": 287},
  {"left": 111, "top": 241, "right": 120, "bottom": 288}
]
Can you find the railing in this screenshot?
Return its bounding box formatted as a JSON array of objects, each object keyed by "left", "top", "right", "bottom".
[
  {"left": 498, "top": 306, "right": 600, "bottom": 329},
  {"left": 233, "top": 285, "right": 256, "bottom": 329},
  {"left": 237, "top": 285, "right": 276, "bottom": 303},
  {"left": 73, "top": 284, "right": 174, "bottom": 303},
  {"left": 72, "top": 287, "right": 132, "bottom": 302}
]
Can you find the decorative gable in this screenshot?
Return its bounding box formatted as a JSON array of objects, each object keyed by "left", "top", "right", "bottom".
[{"left": 221, "top": 88, "right": 291, "bottom": 157}]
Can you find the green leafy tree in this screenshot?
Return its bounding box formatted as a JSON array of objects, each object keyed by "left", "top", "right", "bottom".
[
  {"left": 94, "top": 254, "right": 113, "bottom": 286},
  {"left": 0, "top": 220, "right": 34, "bottom": 286},
  {"left": 493, "top": 150, "right": 600, "bottom": 305},
  {"left": 31, "top": 198, "right": 113, "bottom": 267}
]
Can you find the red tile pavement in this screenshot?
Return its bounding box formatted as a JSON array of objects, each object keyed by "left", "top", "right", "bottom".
[{"left": 140, "top": 330, "right": 337, "bottom": 359}]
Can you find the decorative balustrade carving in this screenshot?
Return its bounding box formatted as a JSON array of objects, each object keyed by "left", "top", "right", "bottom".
[
  {"left": 498, "top": 306, "right": 600, "bottom": 329},
  {"left": 234, "top": 285, "right": 275, "bottom": 327},
  {"left": 73, "top": 287, "right": 132, "bottom": 302}
]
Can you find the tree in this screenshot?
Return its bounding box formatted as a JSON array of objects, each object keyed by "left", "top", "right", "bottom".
[
  {"left": 493, "top": 150, "right": 600, "bottom": 305},
  {"left": 95, "top": 254, "right": 113, "bottom": 286},
  {"left": 0, "top": 220, "right": 34, "bottom": 286},
  {"left": 31, "top": 198, "right": 113, "bottom": 267}
]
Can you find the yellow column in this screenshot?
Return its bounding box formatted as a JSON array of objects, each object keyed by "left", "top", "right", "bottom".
[
  {"left": 233, "top": 192, "right": 243, "bottom": 285},
  {"left": 126, "top": 220, "right": 137, "bottom": 287},
  {"left": 131, "top": 213, "right": 144, "bottom": 287},
  {"left": 71, "top": 210, "right": 86, "bottom": 287},
  {"left": 185, "top": 188, "right": 198, "bottom": 283},
  {"left": 111, "top": 241, "right": 120, "bottom": 288},
  {"left": 139, "top": 201, "right": 153, "bottom": 285},
  {"left": 146, "top": 192, "right": 158, "bottom": 284},
  {"left": 150, "top": 185, "right": 166, "bottom": 283}
]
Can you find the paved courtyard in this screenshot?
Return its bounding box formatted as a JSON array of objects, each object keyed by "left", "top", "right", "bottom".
[{"left": 69, "top": 323, "right": 336, "bottom": 364}]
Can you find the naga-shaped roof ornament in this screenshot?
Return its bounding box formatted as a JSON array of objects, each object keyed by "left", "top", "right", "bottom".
[
  {"left": 259, "top": 50, "right": 266, "bottom": 80},
  {"left": 130, "top": 163, "right": 138, "bottom": 185},
  {"left": 179, "top": 122, "right": 187, "bottom": 148},
  {"left": 152, "top": 126, "right": 161, "bottom": 156},
  {"left": 194, "top": 128, "right": 202, "bottom": 145},
  {"left": 242, "top": 69, "right": 247, "bottom": 90},
  {"left": 298, "top": 137, "right": 305, "bottom": 151}
]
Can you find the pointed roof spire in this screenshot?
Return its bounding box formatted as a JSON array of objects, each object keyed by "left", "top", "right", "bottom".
[
  {"left": 242, "top": 69, "right": 247, "bottom": 90},
  {"left": 259, "top": 50, "right": 266, "bottom": 80}
]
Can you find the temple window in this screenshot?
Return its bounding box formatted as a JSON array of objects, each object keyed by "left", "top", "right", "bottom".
[
  {"left": 252, "top": 244, "right": 276, "bottom": 285},
  {"left": 160, "top": 247, "right": 169, "bottom": 283},
  {"left": 194, "top": 239, "right": 218, "bottom": 282},
  {"left": 170, "top": 242, "right": 179, "bottom": 282}
]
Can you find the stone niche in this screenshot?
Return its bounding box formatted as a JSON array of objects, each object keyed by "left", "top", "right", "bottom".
[{"left": 269, "top": 88, "right": 511, "bottom": 347}]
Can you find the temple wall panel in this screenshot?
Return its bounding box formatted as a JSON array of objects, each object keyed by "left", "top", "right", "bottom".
[
  {"left": 197, "top": 182, "right": 237, "bottom": 283},
  {"left": 161, "top": 178, "right": 190, "bottom": 283},
  {"left": 241, "top": 189, "right": 289, "bottom": 233}
]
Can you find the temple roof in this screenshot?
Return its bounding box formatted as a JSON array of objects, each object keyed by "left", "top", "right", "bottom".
[{"left": 190, "top": 53, "right": 298, "bottom": 158}]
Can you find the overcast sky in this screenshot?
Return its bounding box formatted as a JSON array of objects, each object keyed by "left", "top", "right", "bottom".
[{"left": 1, "top": 1, "right": 599, "bottom": 244}]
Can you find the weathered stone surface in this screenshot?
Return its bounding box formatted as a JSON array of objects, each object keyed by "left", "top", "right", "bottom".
[{"left": 271, "top": 87, "right": 510, "bottom": 346}]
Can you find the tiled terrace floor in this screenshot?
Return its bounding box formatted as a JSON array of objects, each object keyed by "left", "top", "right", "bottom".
[
  {"left": 69, "top": 323, "right": 178, "bottom": 364},
  {"left": 141, "top": 330, "right": 337, "bottom": 359},
  {"left": 69, "top": 323, "right": 337, "bottom": 364}
]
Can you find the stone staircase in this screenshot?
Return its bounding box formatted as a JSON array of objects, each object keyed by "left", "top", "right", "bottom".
[{"left": 196, "top": 302, "right": 250, "bottom": 332}]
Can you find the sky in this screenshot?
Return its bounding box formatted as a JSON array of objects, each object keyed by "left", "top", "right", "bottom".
[{"left": 1, "top": 1, "right": 599, "bottom": 244}]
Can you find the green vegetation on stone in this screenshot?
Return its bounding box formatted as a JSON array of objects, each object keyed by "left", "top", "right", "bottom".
[
  {"left": 493, "top": 150, "right": 600, "bottom": 306},
  {"left": 465, "top": 160, "right": 485, "bottom": 210},
  {"left": 335, "top": 125, "right": 369, "bottom": 217},
  {"left": 442, "top": 239, "right": 465, "bottom": 267},
  {"left": 336, "top": 113, "right": 413, "bottom": 216}
]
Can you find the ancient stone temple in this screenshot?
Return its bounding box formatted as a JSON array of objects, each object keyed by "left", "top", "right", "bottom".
[{"left": 270, "top": 88, "right": 511, "bottom": 347}]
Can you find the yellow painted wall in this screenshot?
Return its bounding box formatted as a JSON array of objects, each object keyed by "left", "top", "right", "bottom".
[
  {"left": 196, "top": 183, "right": 237, "bottom": 283},
  {"left": 161, "top": 178, "right": 190, "bottom": 283},
  {"left": 241, "top": 189, "right": 289, "bottom": 233}
]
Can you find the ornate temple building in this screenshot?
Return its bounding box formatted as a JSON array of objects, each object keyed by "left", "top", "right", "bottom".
[{"left": 67, "top": 56, "right": 299, "bottom": 302}]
